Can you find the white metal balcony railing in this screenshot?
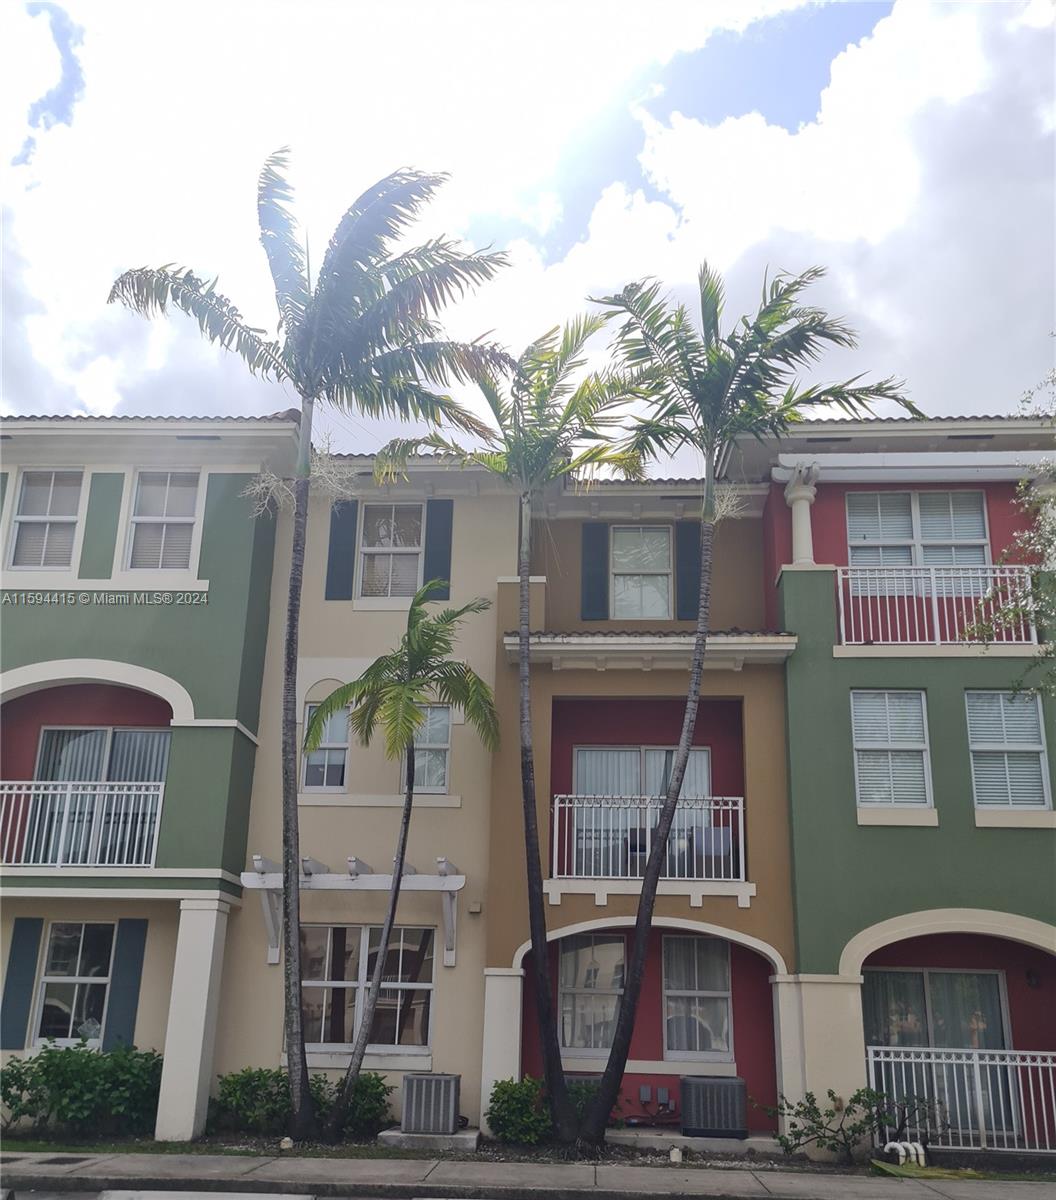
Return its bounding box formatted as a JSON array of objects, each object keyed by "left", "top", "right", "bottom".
[
  {"left": 0, "top": 781, "right": 165, "bottom": 868},
  {"left": 867, "top": 1046, "right": 1056, "bottom": 1154},
  {"left": 837, "top": 565, "right": 1036, "bottom": 646},
  {"left": 551, "top": 795, "right": 745, "bottom": 882}
]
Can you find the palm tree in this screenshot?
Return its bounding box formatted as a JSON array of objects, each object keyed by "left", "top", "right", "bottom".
[
  {"left": 108, "top": 150, "right": 507, "bottom": 1138},
  {"left": 376, "top": 317, "right": 643, "bottom": 1141},
  {"left": 577, "top": 264, "right": 920, "bottom": 1144},
  {"left": 304, "top": 579, "right": 498, "bottom": 1136}
]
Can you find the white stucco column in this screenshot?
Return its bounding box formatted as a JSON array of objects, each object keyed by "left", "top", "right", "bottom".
[
  {"left": 155, "top": 898, "right": 231, "bottom": 1140},
  {"left": 783, "top": 464, "right": 820, "bottom": 566},
  {"left": 771, "top": 973, "right": 867, "bottom": 1147},
  {"left": 479, "top": 967, "right": 524, "bottom": 1132}
]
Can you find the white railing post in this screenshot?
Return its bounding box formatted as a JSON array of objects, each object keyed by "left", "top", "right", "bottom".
[
  {"left": 55, "top": 782, "right": 74, "bottom": 868},
  {"left": 972, "top": 1053, "right": 988, "bottom": 1150}
]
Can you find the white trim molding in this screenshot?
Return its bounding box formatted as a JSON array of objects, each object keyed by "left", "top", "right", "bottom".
[
  {"left": 172, "top": 718, "right": 259, "bottom": 745},
  {"left": 299, "top": 792, "right": 461, "bottom": 808},
  {"left": 839, "top": 908, "right": 1056, "bottom": 977},
  {"left": 561, "top": 1057, "right": 739, "bottom": 1077},
  {"left": 543, "top": 878, "right": 757, "bottom": 909},
  {"left": 503, "top": 632, "right": 797, "bottom": 672},
  {"left": 834, "top": 644, "right": 1044, "bottom": 660},
  {"left": 974, "top": 809, "right": 1056, "bottom": 828},
  {"left": 511, "top": 914, "right": 788, "bottom": 975},
  {"left": 857, "top": 807, "right": 939, "bottom": 827},
  {"left": 0, "top": 658, "right": 196, "bottom": 721},
  {"left": 1, "top": 867, "right": 242, "bottom": 884},
  {"left": 772, "top": 450, "right": 1055, "bottom": 484}
]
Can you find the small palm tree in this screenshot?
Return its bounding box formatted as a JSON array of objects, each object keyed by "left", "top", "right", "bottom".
[
  {"left": 109, "top": 150, "right": 506, "bottom": 1138},
  {"left": 304, "top": 579, "right": 498, "bottom": 1137},
  {"left": 574, "top": 263, "right": 920, "bottom": 1144},
  {"left": 376, "top": 316, "right": 643, "bottom": 1141}
]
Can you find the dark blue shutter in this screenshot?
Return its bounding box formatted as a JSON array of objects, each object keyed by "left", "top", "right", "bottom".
[
  {"left": 1, "top": 917, "right": 43, "bottom": 1049},
  {"left": 423, "top": 499, "right": 454, "bottom": 600},
  {"left": 675, "top": 520, "right": 702, "bottom": 621},
  {"left": 324, "top": 500, "right": 358, "bottom": 600},
  {"left": 581, "top": 523, "right": 609, "bottom": 621},
  {"left": 102, "top": 918, "right": 147, "bottom": 1051}
]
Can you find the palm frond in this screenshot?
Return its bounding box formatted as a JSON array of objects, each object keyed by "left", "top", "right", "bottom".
[
  {"left": 697, "top": 262, "right": 725, "bottom": 350},
  {"left": 257, "top": 147, "right": 310, "bottom": 338},
  {"left": 108, "top": 267, "right": 289, "bottom": 380}
]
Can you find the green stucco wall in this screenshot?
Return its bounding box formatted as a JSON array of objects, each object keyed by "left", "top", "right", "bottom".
[
  {"left": 78, "top": 472, "right": 124, "bottom": 579},
  {"left": 780, "top": 569, "right": 1056, "bottom": 975}
]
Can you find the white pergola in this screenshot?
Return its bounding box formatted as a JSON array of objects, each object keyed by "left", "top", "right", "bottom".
[{"left": 241, "top": 854, "right": 465, "bottom": 967}]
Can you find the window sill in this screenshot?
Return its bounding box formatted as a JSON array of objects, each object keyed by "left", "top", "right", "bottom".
[
  {"left": 561, "top": 1057, "right": 737, "bottom": 1077},
  {"left": 974, "top": 808, "right": 1056, "bottom": 829},
  {"left": 351, "top": 597, "right": 415, "bottom": 611},
  {"left": 299, "top": 792, "right": 461, "bottom": 808},
  {"left": 284, "top": 1050, "right": 432, "bottom": 1072},
  {"left": 857, "top": 807, "right": 938, "bottom": 826}
]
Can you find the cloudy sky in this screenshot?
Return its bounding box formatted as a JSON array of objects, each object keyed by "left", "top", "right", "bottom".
[{"left": 3, "top": 0, "right": 1054, "bottom": 456}]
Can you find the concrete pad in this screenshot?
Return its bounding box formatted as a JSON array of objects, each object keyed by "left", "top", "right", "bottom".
[
  {"left": 428, "top": 1160, "right": 597, "bottom": 1190},
  {"left": 595, "top": 1164, "right": 769, "bottom": 1196},
  {"left": 4, "top": 1153, "right": 119, "bottom": 1174},
  {"left": 77, "top": 1153, "right": 274, "bottom": 1180},
  {"left": 241, "top": 1155, "right": 438, "bottom": 1185},
  {"left": 378, "top": 1127, "right": 481, "bottom": 1152},
  {"left": 920, "top": 1183, "right": 1056, "bottom": 1199},
  {"left": 754, "top": 1169, "right": 939, "bottom": 1198}
]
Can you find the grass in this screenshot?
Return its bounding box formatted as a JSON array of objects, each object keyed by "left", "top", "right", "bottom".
[{"left": 871, "top": 1158, "right": 1056, "bottom": 1183}]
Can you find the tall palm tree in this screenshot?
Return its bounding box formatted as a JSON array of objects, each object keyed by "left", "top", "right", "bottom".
[
  {"left": 376, "top": 317, "right": 643, "bottom": 1141},
  {"left": 304, "top": 579, "right": 498, "bottom": 1136},
  {"left": 577, "top": 264, "right": 920, "bottom": 1144},
  {"left": 108, "top": 150, "right": 507, "bottom": 1138}
]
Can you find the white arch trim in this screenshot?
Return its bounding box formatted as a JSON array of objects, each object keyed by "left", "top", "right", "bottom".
[
  {"left": 1, "top": 659, "right": 196, "bottom": 723},
  {"left": 840, "top": 908, "right": 1056, "bottom": 977},
  {"left": 511, "top": 915, "right": 789, "bottom": 975}
]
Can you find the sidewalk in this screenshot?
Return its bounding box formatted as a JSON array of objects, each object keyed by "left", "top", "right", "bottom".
[{"left": 3, "top": 1150, "right": 1056, "bottom": 1200}]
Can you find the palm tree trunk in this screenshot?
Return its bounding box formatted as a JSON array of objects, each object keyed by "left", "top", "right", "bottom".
[
  {"left": 517, "top": 491, "right": 576, "bottom": 1142},
  {"left": 326, "top": 745, "right": 416, "bottom": 1138},
  {"left": 579, "top": 470, "right": 716, "bottom": 1145},
  {"left": 282, "top": 397, "right": 316, "bottom": 1140}
]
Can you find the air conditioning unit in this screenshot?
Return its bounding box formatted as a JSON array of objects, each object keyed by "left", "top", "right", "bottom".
[
  {"left": 401, "top": 1072, "right": 461, "bottom": 1135},
  {"left": 680, "top": 1075, "right": 748, "bottom": 1138}
]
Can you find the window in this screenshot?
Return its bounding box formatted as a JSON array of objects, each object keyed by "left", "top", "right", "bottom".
[
  {"left": 662, "top": 936, "right": 732, "bottom": 1059},
  {"left": 846, "top": 491, "right": 988, "bottom": 569},
  {"left": 300, "top": 925, "right": 434, "bottom": 1049},
  {"left": 559, "top": 933, "right": 624, "bottom": 1052},
  {"left": 408, "top": 705, "right": 451, "bottom": 793},
  {"left": 10, "top": 470, "right": 83, "bottom": 568},
  {"left": 851, "top": 691, "right": 931, "bottom": 807},
  {"left": 574, "top": 746, "right": 711, "bottom": 797},
  {"left": 35, "top": 922, "right": 115, "bottom": 1046},
  {"left": 128, "top": 471, "right": 199, "bottom": 570},
  {"left": 966, "top": 691, "right": 1050, "bottom": 809},
  {"left": 302, "top": 705, "right": 349, "bottom": 789},
  {"left": 611, "top": 526, "right": 672, "bottom": 619},
  {"left": 359, "top": 504, "right": 422, "bottom": 598},
  {"left": 863, "top": 968, "right": 1008, "bottom": 1050}
]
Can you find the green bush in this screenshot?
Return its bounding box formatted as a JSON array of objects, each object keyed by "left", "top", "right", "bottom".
[
  {"left": 766, "top": 1087, "right": 888, "bottom": 1165},
  {"left": 212, "top": 1067, "right": 392, "bottom": 1139},
  {"left": 1, "top": 1043, "right": 162, "bottom": 1135},
  {"left": 485, "top": 1076, "right": 553, "bottom": 1145}
]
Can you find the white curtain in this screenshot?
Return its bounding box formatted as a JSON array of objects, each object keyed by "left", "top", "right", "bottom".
[
  {"left": 575, "top": 749, "right": 640, "bottom": 795},
  {"left": 928, "top": 972, "right": 1006, "bottom": 1050},
  {"left": 863, "top": 970, "right": 929, "bottom": 1047}
]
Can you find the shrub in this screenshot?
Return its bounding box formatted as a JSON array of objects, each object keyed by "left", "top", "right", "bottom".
[
  {"left": 485, "top": 1076, "right": 552, "bottom": 1145},
  {"left": 1, "top": 1043, "right": 162, "bottom": 1136},
  {"left": 343, "top": 1071, "right": 394, "bottom": 1138},
  {"left": 212, "top": 1067, "right": 392, "bottom": 1139},
  {"left": 766, "top": 1087, "right": 888, "bottom": 1164}
]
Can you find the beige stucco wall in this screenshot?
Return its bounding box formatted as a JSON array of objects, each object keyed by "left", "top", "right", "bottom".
[
  {"left": 0, "top": 897, "right": 179, "bottom": 1057},
  {"left": 214, "top": 478, "right": 519, "bottom": 1121}
]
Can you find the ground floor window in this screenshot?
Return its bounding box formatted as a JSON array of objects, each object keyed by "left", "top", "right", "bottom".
[
  {"left": 559, "top": 933, "right": 624, "bottom": 1052},
  {"left": 35, "top": 921, "right": 115, "bottom": 1046},
  {"left": 863, "top": 968, "right": 1009, "bottom": 1049},
  {"left": 662, "top": 935, "right": 732, "bottom": 1059},
  {"left": 300, "top": 925, "right": 434, "bottom": 1051}
]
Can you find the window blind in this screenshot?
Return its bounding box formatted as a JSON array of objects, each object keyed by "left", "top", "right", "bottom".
[{"left": 966, "top": 691, "right": 1048, "bottom": 808}]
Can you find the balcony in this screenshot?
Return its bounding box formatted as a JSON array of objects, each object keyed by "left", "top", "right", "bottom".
[
  {"left": 0, "top": 781, "right": 164, "bottom": 868},
  {"left": 837, "top": 565, "right": 1036, "bottom": 646},
  {"left": 867, "top": 1045, "right": 1056, "bottom": 1154},
  {"left": 551, "top": 795, "right": 745, "bottom": 884}
]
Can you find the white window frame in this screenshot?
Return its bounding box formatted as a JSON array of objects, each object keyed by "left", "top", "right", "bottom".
[
  {"left": 558, "top": 932, "right": 625, "bottom": 1057},
  {"left": 5, "top": 468, "right": 87, "bottom": 572},
  {"left": 356, "top": 502, "right": 425, "bottom": 603},
  {"left": 862, "top": 966, "right": 1013, "bottom": 1050},
  {"left": 661, "top": 934, "right": 734, "bottom": 1063},
  {"left": 403, "top": 704, "right": 451, "bottom": 795},
  {"left": 301, "top": 705, "right": 350, "bottom": 793},
  {"left": 572, "top": 745, "right": 712, "bottom": 797},
  {"left": 846, "top": 490, "right": 991, "bottom": 568},
  {"left": 300, "top": 924, "right": 434, "bottom": 1055},
  {"left": 851, "top": 690, "right": 934, "bottom": 809},
  {"left": 610, "top": 525, "right": 673, "bottom": 621},
  {"left": 32, "top": 920, "right": 116, "bottom": 1049},
  {"left": 123, "top": 469, "right": 203, "bottom": 573},
  {"left": 965, "top": 691, "right": 1052, "bottom": 811},
  {"left": 33, "top": 725, "right": 171, "bottom": 782}
]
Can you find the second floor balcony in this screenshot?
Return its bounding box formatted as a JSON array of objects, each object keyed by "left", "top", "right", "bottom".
[{"left": 837, "top": 564, "right": 1036, "bottom": 647}]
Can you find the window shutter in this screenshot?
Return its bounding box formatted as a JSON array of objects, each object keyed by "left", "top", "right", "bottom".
[
  {"left": 422, "top": 498, "right": 454, "bottom": 600},
  {"left": 102, "top": 918, "right": 148, "bottom": 1051},
  {"left": 847, "top": 492, "right": 912, "bottom": 542},
  {"left": 324, "top": 500, "right": 358, "bottom": 600},
  {"left": 581, "top": 523, "right": 609, "bottom": 621},
  {"left": 1, "top": 917, "right": 43, "bottom": 1049},
  {"left": 675, "top": 520, "right": 702, "bottom": 620}
]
